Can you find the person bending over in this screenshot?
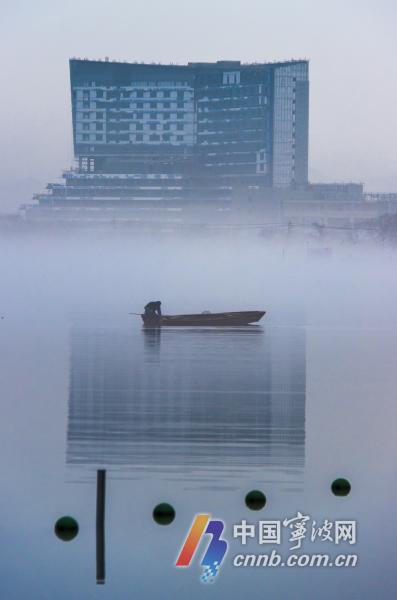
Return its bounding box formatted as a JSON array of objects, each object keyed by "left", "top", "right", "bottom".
[{"left": 144, "top": 301, "right": 162, "bottom": 317}]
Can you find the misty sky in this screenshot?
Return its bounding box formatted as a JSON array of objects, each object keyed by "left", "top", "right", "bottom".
[{"left": 1, "top": 0, "right": 397, "bottom": 210}]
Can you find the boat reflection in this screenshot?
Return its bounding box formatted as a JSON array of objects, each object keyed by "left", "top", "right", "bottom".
[{"left": 67, "top": 323, "right": 306, "bottom": 488}]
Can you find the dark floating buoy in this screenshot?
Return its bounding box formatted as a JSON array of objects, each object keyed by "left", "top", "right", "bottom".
[
  {"left": 54, "top": 516, "right": 79, "bottom": 541},
  {"left": 331, "top": 478, "right": 351, "bottom": 496},
  {"left": 153, "top": 503, "right": 175, "bottom": 525},
  {"left": 245, "top": 490, "right": 267, "bottom": 511}
]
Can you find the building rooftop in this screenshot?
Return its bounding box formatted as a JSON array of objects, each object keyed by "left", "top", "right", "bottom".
[{"left": 69, "top": 57, "right": 308, "bottom": 68}]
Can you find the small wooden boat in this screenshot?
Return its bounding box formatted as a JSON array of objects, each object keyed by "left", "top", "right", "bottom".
[{"left": 141, "top": 310, "right": 265, "bottom": 327}]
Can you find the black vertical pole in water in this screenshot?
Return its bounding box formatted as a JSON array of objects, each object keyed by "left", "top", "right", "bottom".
[{"left": 96, "top": 469, "right": 106, "bottom": 584}]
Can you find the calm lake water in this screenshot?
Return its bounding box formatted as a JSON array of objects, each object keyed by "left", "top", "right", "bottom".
[
  {"left": 1, "top": 236, "right": 396, "bottom": 599},
  {"left": 67, "top": 322, "right": 305, "bottom": 488}
]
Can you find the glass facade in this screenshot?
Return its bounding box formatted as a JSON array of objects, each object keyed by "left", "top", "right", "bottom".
[
  {"left": 272, "top": 62, "right": 309, "bottom": 187},
  {"left": 34, "top": 59, "right": 309, "bottom": 208}
]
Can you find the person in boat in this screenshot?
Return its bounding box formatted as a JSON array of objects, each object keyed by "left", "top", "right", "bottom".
[{"left": 144, "top": 301, "right": 162, "bottom": 318}]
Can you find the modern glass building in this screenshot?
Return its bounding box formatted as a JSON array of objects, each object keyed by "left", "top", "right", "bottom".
[{"left": 34, "top": 58, "right": 309, "bottom": 209}]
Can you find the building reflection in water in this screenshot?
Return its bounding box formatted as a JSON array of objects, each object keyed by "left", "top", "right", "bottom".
[{"left": 67, "top": 323, "right": 306, "bottom": 488}]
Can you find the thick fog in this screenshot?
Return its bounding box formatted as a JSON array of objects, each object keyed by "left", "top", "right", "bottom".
[
  {"left": 1, "top": 232, "right": 397, "bottom": 600},
  {"left": 2, "top": 1, "right": 397, "bottom": 597},
  {"left": 0, "top": 231, "right": 396, "bottom": 329},
  {"left": 2, "top": 0, "right": 397, "bottom": 212}
]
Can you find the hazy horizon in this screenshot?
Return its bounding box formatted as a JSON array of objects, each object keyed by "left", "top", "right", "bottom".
[{"left": 1, "top": 0, "right": 397, "bottom": 212}]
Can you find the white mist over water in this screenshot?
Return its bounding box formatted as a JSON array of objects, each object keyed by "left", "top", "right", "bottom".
[
  {"left": 0, "top": 232, "right": 396, "bottom": 326},
  {"left": 1, "top": 232, "right": 397, "bottom": 599}
]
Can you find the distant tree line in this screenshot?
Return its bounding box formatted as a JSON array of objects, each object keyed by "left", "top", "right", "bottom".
[{"left": 375, "top": 213, "right": 397, "bottom": 244}]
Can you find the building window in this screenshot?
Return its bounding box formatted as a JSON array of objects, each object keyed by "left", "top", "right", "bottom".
[
  {"left": 136, "top": 123, "right": 143, "bottom": 131},
  {"left": 96, "top": 134, "right": 103, "bottom": 141},
  {"left": 223, "top": 71, "right": 241, "bottom": 85},
  {"left": 137, "top": 102, "right": 143, "bottom": 108},
  {"left": 163, "top": 134, "right": 170, "bottom": 141},
  {"left": 82, "top": 134, "right": 89, "bottom": 141},
  {"left": 96, "top": 123, "right": 103, "bottom": 130},
  {"left": 177, "top": 113, "right": 183, "bottom": 119},
  {"left": 150, "top": 123, "right": 156, "bottom": 131},
  {"left": 137, "top": 90, "right": 143, "bottom": 98},
  {"left": 164, "top": 91, "right": 170, "bottom": 98},
  {"left": 150, "top": 134, "right": 160, "bottom": 141},
  {"left": 150, "top": 90, "right": 157, "bottom": 98},
  {"left": 177, "top": 123, "right": 184, "bottom": 130},
  {"left": 164, "top": 102, "right": 170, "bottom": 108},
  {"left": 163, "top": 123, "right": 170, "bottom": 131},
  {"left": 136, "top": 134, "right": 143, "bottom": 141},
  {"left": 177, "top": 135, "right": 183, "bottom": 141},
  {"left": 96, "top": 112, "right": 103, "bottom": 119},
  {"left": 163, "top": 113, "right": 170, "bottom": 120},
  {"left": 83, "top": 112, "right": 90, "bottom": 119},
  {"left": 83, "top": 123, "right": 89, "bottom": 130},
  {"left": 177, "top": 102, "right": 184, "bottom": 109},
  {"left": 96, "top": 90, "right": 104, "bottom": 98}
]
